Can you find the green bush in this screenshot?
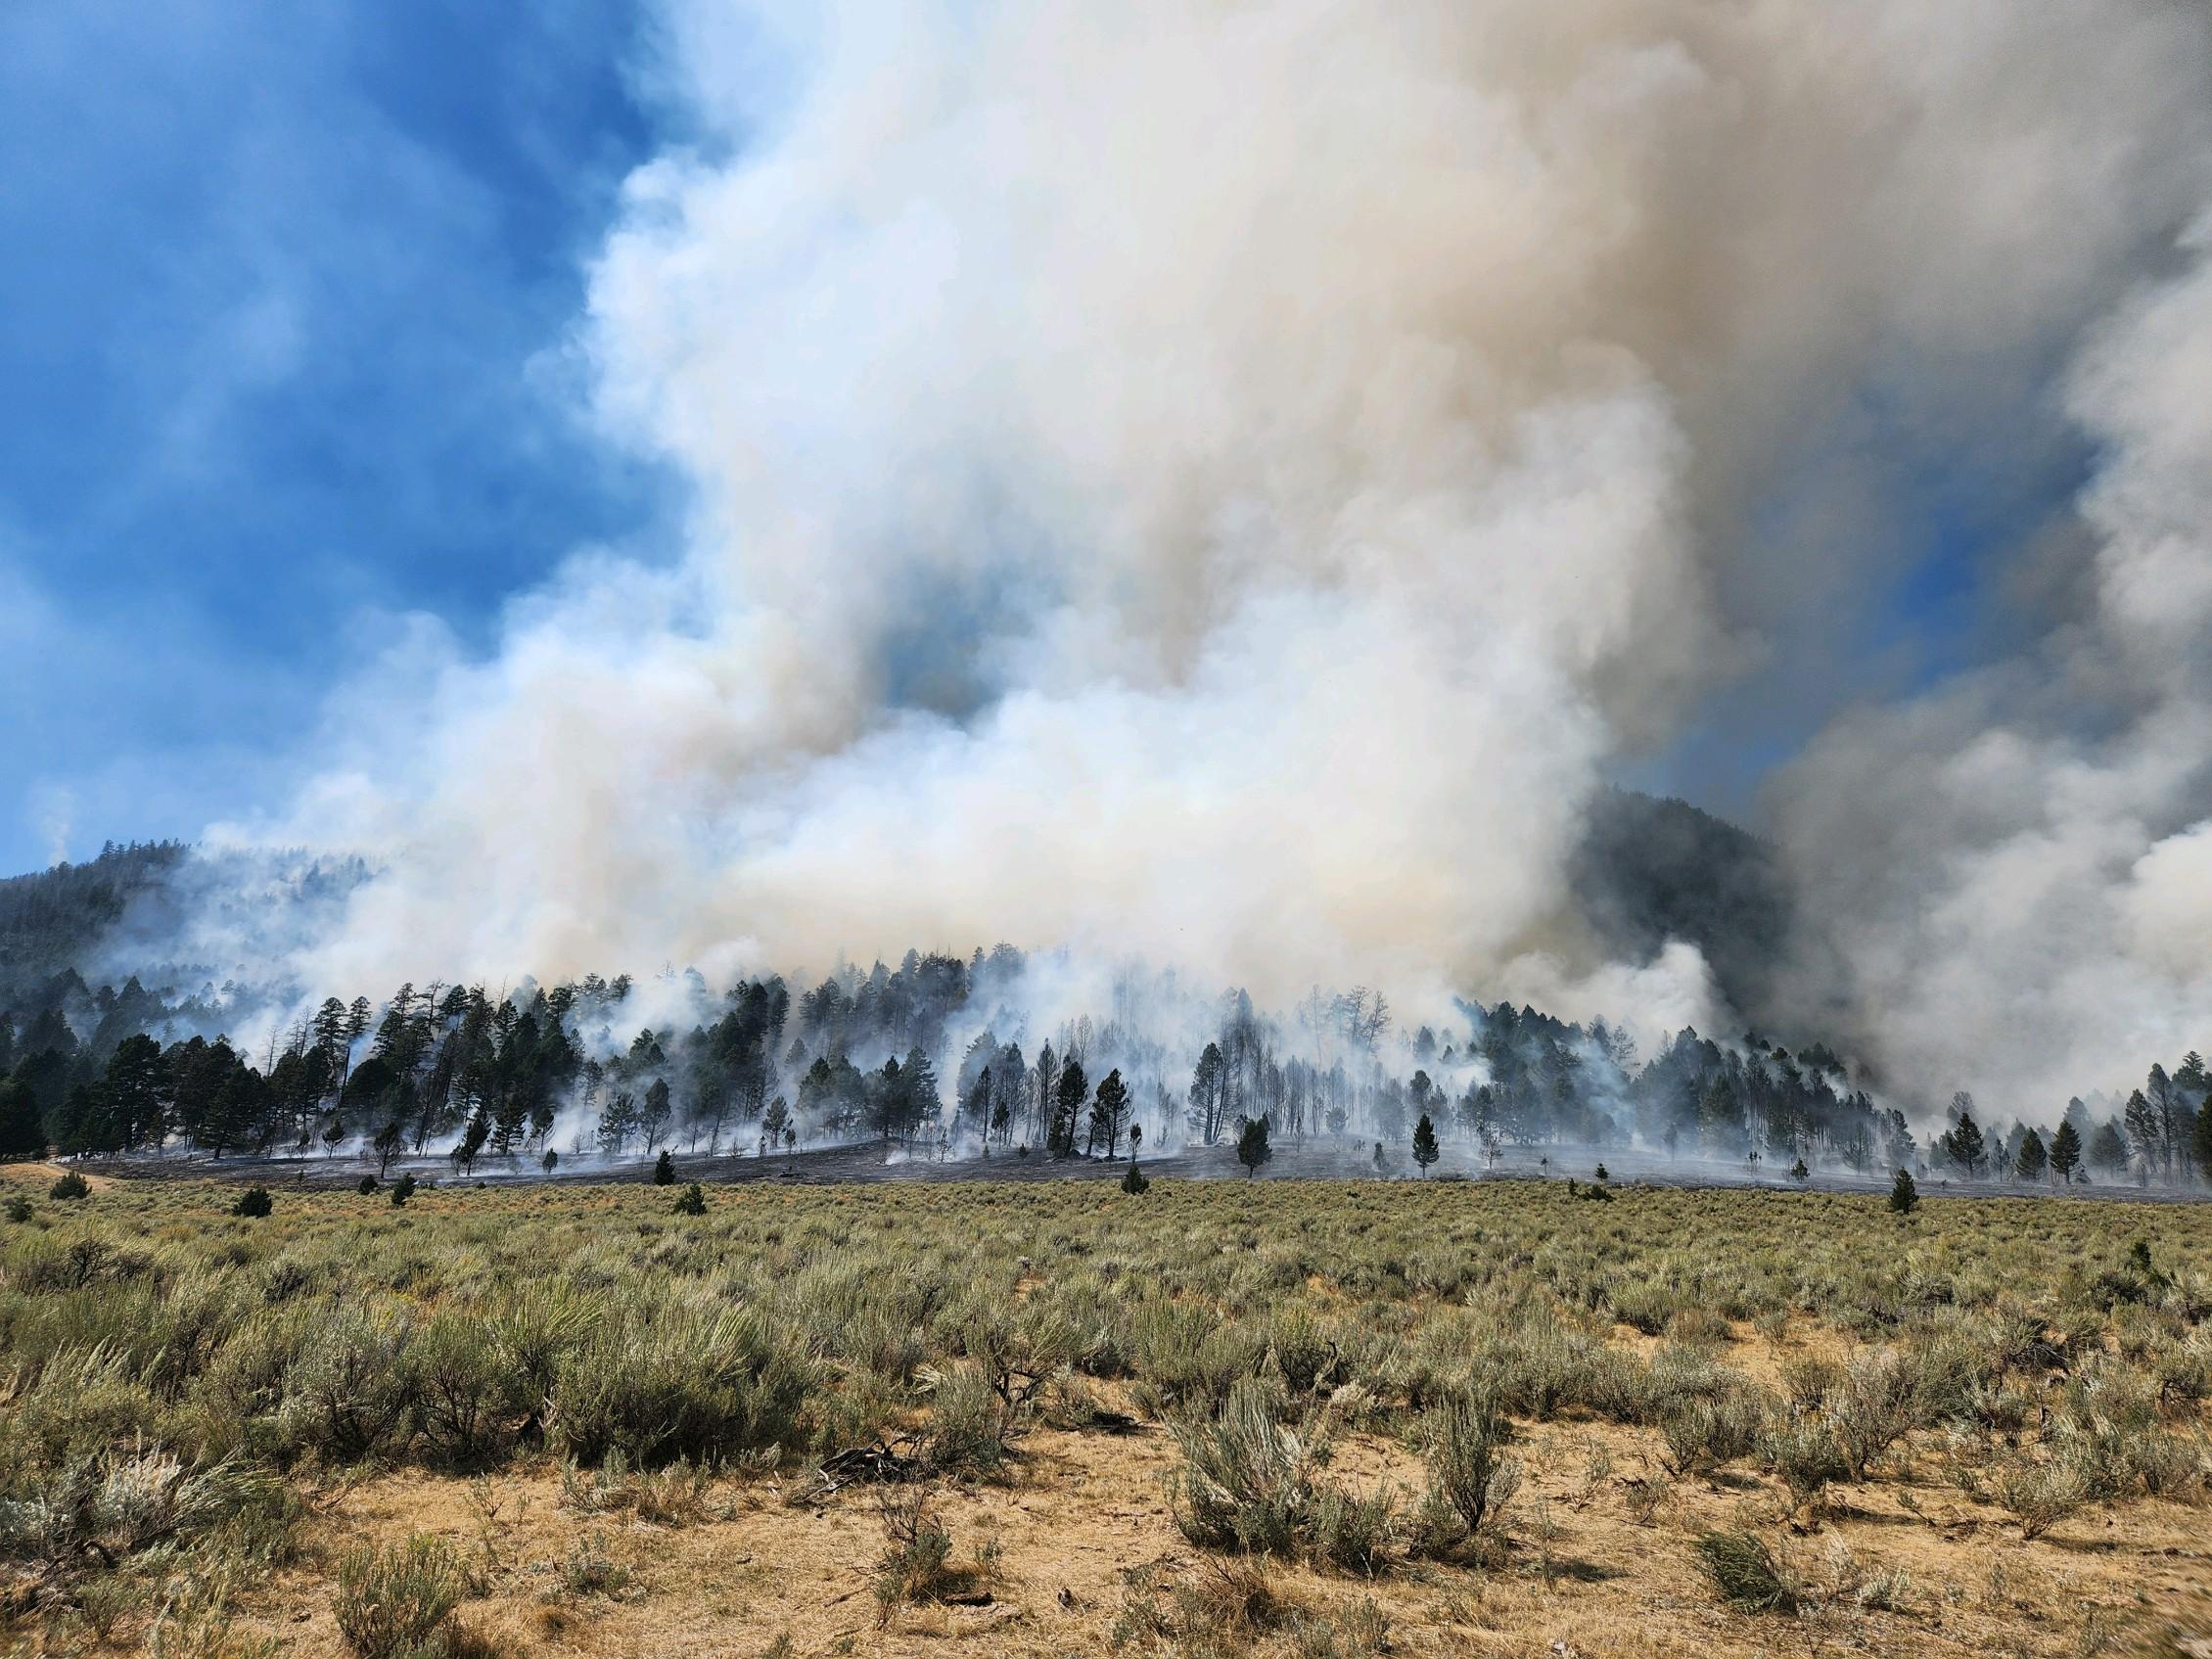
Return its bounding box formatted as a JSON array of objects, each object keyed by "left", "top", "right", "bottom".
[
  {"left": 1421, "top": 1387, "right": 1519, "bottom": 1541},
  {"left": 1693, "top": 1528, "right": 1797, "bottom": 1614},
  {"left": 922, "top": 1361, "right": 1012, "bottom": 1478},
  {"left": 231, "top": 1187, "right": 273, "bottom": 1219},
  {"left": 277, "top": 1301, "right": 418, "bottom": 1465},
  {"left": 333, "top": 1534, "right": 463, "bottom": 1658},
  {"left": 408, "top": 1312, "right": 518, "bottom": 1467},
  {"left": 357, "top": 1175, "right": 378, "bottom": 1195},
  {"left": 550, "top": 1300, "right": 808, "bottom": 1467},
  {"left": 671, "top": 1182, "right": 707, "bottom": 1217},
  {"left": 50, "top": 1171, "right": 90, "bottom": 1201},
  {"left": 1169, "top": 1379, "right": 1318, "bottom": 1555}
]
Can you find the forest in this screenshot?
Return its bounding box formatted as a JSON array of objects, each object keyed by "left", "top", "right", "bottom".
[{"left": 4, "top": 917, "right": 2208, "bottom": 1191}]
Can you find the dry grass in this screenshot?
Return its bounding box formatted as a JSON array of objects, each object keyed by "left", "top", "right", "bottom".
[{"left": 0, "top": 1174, "right": 2207, "bottom": 1657}]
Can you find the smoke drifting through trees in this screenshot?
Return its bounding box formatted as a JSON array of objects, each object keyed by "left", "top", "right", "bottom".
[
  {"left": 34, "top": 3, "right": 2212, "bottom": 1127},
  {"left": 4, "top": 945, "right": 2204, "bottom": 1195}
]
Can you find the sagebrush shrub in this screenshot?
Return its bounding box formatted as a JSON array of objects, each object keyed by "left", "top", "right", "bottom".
[
  {"left": 1422, "top": 1387, "right": 1519, "bottom": 1540},
  {"left": 1693, "top": 1528, "right": 1797, "bottom": 1614},
  {"left": 1170, "top": 1379, "right": 1318, "bottom": 1555},
  {"left": 333, "top": 1534, "right": 463, "bottom": 1658},
  {"left": 550, "top": 1298, "right": 807, "bottom": 1467}
]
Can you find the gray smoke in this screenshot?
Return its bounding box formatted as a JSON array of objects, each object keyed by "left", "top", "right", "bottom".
[{"left": 180, "top": 1, "right": 2212, "bottom": 1116}]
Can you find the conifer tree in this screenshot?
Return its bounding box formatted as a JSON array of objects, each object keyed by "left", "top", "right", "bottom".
[
  {"left": 1411, "top": 1112, "right": 1439, "bottom": 1176},
  {"left": 2049, "top": 1119, "right": 2082, "bottom": 1184},
  {"left": 1888, "top": 1168, "right": 1918, "bottom": 1215},
  {"left": 1236, "top": 1114, "right": 1271, "bottom": 1177}
]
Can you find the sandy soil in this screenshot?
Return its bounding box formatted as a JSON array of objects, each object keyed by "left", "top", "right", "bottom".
[{"left": 201, "top": 1367, "right": 2209, "bottom": 1659}]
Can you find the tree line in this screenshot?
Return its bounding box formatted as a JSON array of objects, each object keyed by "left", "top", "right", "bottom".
[{"left": 2, "top": 946, "right": 2208, "bottom": 1191}]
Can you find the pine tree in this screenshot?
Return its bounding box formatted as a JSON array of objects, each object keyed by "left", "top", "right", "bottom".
[
  {"left": 2050, "top": 1119, "right": 2082, "bottom": 1184},
  {"left": 2192, "top": 1095, "right": 2212, "bottom": 1185},
  {"left": 1888, "top": 1168, "right": 1918, "bottom": 1215},
  {"left": 2015, "top": 1129, "right": 2047, "bottom": 1184},
  {"left": 1941, "top": 1108, "right": 1986, "bottom": 1179},
  {"left": 1051, "top": 1060, "right": 1086, "bottom": 1156},
  {"left": 1235, "top": 1115, "right": 1271, "bottom": 1177},
  {"left": 2124, "top": 1089, "right": 2158, "bottom": 1181},
  {"left": 2090, "top": 1119, "right": 2129, "bottom": 1174},
  {"left": 0, "top": 1079, "right": 44, "bottom": 1159},
  {"left": 654, "top": 1149, "right": 675, "bottom": 1186},
  {"left": 1411, "top": 1112, "right": 1439, "bottom": 1176},
  {"left": 1089, "top": 1069, "right": 1130, "bottom": 1157}
]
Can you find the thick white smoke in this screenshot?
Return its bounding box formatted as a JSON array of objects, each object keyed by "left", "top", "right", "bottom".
[{"left": 196, "top": 1, "right": 2212, "bottom": 1112}]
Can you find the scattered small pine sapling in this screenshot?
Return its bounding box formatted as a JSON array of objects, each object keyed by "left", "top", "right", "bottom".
[
  {"left": 1411, "top": 1113, "right": 1440, "bottom": 1176},
  {"left": 50, "top": 1171, "right": 89, "bottom": 1201},
  {"left": 1236, "top": 1116, "right": 1272, "bottom": 1177},
  {"left": 357, "top": 1175, "right": 378, "bottom": 1195},
  {"left": 391, "top": 1173, "right": 418, "bottom": 1208},
  {"left": 1121, "top": 1161, "right": 1150, "bottom": 1195},
  {"left": 1887, "top": 1169, "right": 1918, "bottom": 1216},
  {"left": 672, "top": 1181, "right": 707, "bottom": 1217},
  {"left": 231, "top": 1185, "right": 273, "bottom": 1219},
  {"left": 541, "top": 1148, "right": 559, "bottom": 1175},
  {"left": 4, "top": 1195, "right": 31, "bottom": 1222},
  {"left": 653, "top": 1149, "right": 675, "bottom": 1185},
  {"left": 1591, "top": 1163, "right": 1609, "bottom": 1181},
  {"left": 1790, "top": 1158, "right": 1810, "bottom": 1183}
]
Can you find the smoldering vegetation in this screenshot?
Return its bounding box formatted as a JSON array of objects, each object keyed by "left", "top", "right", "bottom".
[{"left": 5, "top": 919, "right": 2210, "bottom": 1200}]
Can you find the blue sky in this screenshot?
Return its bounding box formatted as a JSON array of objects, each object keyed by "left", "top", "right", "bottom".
[{"left": 0, "top": 1, "right": 676, "bottom": 872}]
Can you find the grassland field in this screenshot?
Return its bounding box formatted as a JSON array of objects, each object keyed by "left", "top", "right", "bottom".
[{"left": 2, "top": 1162, "right": 2209, "bottom": 1659}]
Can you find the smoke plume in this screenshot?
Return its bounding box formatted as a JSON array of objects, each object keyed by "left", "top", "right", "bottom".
[{"left": 192, "top": 1, "right": 2212, "bottom": 1113}]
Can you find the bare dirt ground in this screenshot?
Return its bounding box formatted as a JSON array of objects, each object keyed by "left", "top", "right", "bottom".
[{"left": 209, "top": 1363, "right": 2210, "bottom": 1659}]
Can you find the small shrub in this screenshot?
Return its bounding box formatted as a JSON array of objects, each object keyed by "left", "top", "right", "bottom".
[
  {"left": 1779, "top": 1354, "right": 1842, "bottom": 1413},
  {"left": 1421, "top": 1388, "right": 1520, "bottom": 1541},
  {"left": 1169, "top": 1379, "right": 1317, "bottom": 1555},
  {"left": 1995, "top": 1452, "right": 2093, "bottom": 1540},
  {"left": 1311, "top": 1482, "right": 1397, "bottom": 1576},
  {"left": 391, "top": 1174, "right": 417, "bottom": 1208},
  {"left": 5, "top": 1194, "right": 31, "bottom": 1222},
  {"left": 1828, "top": 1351, "right": 1912, "bottom": 1479},
  {"left": 51, "top": 1170, "right": 90, "bottom": 1201},
  {"left": 1659, "top": 1392, "right": 1766, "bottom": 1478},
  {"left": 922, "top": 1362, "right": 1012, "bottom": 1478},
  {"left": 231, "top": 1186, "right": 273, "bottom": 1219},
  {"left": 409, "top": 1313, "right": 518, "bottom": 1467},
  {"left": 1759, "top": 1415, "right": 1850, "bottom": 1510},
  {"left": 557, "top": 1529, "right": 632, "bottom": 1597},
  {"left": 653, "top": 1150, "right": 675, "bottom": 1185},
  {"left": 550, "top": 1301, "right": 808, "bottom": 1468},
  {"left": 1693, "top": 1529, "right": 1798, "bottom": 1614},
  {"left": 334, "top": 1534, "right": 464, "bottom": 1658},
  {"left": 672, "top": 1182, "right": 707, "bottom": 1217},
  {"left": 873, "top": 1488, "right": 961, "bottom": 1625},
  {"left": 1121, "top": 1163, "right": 1149, "bottom": 1195},
  {"left": 278, "top": 1301, "right": 418, "bottom": 1464},
  {"left": 357, "top": 1175, "right": 379, "bottom": 1195}
]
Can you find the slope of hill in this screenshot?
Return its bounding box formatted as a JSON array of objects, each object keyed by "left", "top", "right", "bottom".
[
  {"left": 1568, "top": 787, "right": 1792, "bottom": 1023},
  {"left": 2, "top": 792, "right": 1793, "bottom": 1020},
  {"left": 0, "top": 841, "right": 191, "bottom": 1010}
]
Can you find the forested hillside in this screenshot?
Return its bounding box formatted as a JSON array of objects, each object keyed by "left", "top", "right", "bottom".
[
  {"left": 1, "top": 804, "right": 2204, "bottom": 1190},
  {"left": 0, "top": 841, "right": 190, "bottom": 1009}
]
